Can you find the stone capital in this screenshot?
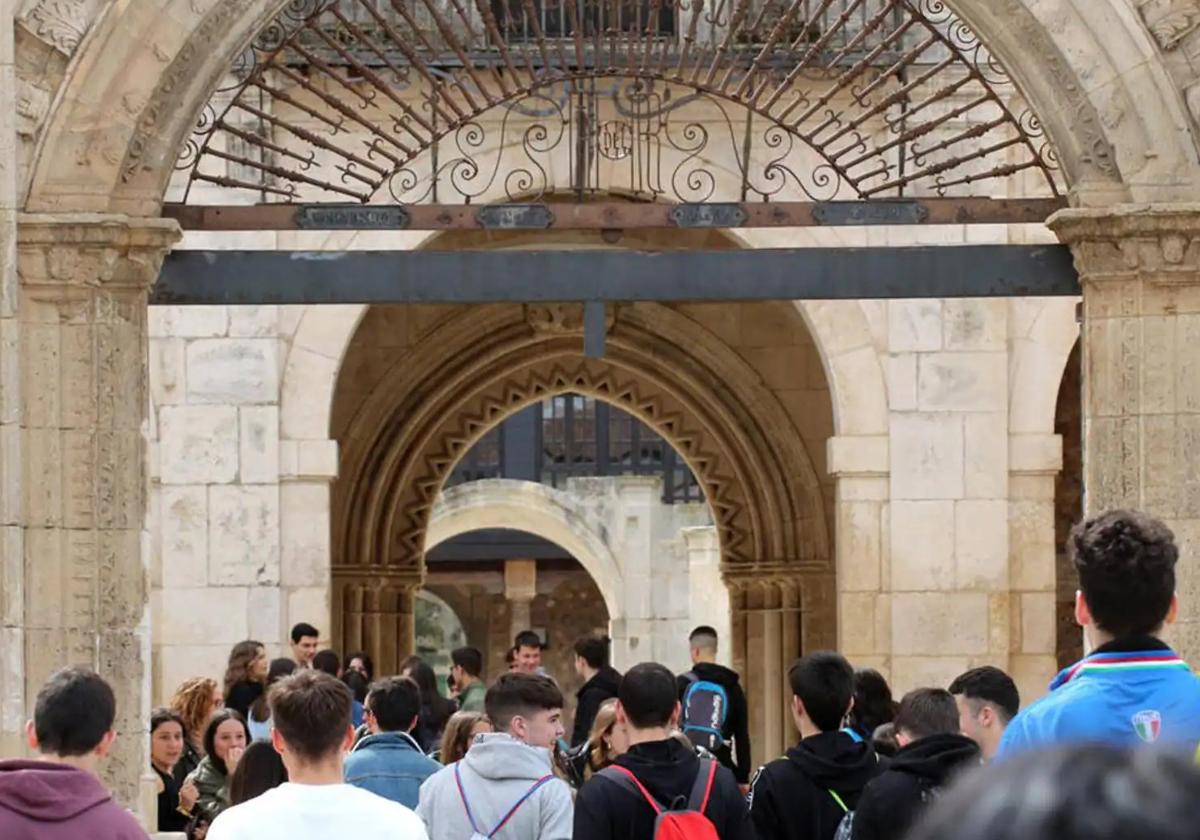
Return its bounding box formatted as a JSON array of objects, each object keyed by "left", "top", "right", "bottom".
[
  {"left": 17, "top": 214, "right": 181, "bottom": 293},
  {"left": 1048, "top": 204, "right": 1200, "bottom": 281}
]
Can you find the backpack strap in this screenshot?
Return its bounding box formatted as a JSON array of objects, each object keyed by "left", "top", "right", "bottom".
[
  {"left": 687, "top": 759, "right": 719, "bottom": 814},
  {"left": 599, "top": 765, "right": 665, "bottom": 815},
  {"left": 827, "top": 789, "right": 849, "bottom": 814},
  {"left": 455, "top": 762, "right": 555, "bottom": 839}
]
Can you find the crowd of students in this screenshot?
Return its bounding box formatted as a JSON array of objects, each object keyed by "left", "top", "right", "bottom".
[{"left": 3, "top": 508, "right": 1200, "bottom": 840}]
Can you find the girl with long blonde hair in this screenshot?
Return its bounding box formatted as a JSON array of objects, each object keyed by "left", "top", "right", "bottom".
[{"left": 169, "top": 677, "right": 223, "bottom": 784}]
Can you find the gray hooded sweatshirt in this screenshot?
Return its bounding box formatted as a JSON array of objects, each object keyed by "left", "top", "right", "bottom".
[{"left": 417, "top": 734, "right": 573, "bottom": 840}]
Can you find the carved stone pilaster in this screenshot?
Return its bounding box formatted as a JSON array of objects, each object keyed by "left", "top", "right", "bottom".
[
  {"left": 12, "top": 214, "right": 178, "bottom": 812},
  {"left": 1050, "top": 205, "right": 1200, "bottom": 660},
  {"left": 332, "top": 568, "right": 423, "bottom": 678}
]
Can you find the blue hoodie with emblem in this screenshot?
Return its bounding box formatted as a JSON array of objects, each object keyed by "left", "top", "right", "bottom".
[{"left": 998, "top": 637, "right": 1200, "bottom": 757}]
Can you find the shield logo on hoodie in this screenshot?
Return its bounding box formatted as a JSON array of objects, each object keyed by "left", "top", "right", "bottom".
[{"left": 1132, "top": 710, "right": 1162, "bottom": 743}]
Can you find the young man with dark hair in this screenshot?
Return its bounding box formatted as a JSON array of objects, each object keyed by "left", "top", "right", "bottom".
[
  {"left": 312, "top": 649, "right": 340, "bottom": 676},
  {"left": 344, "top": 677, "right": 441, "bottom": 809},
  {"left": 571, "top": 635, "right": 621, "bottom": 746},
  {"left": 748, "top": 652, "right": 887, "bottom": 840},
  {"left": 451, "top": 647, "right": 486, "bottom": 713},
  {"left": 677, "top": 625, "right": 752, "bottom": 787},
  {"left": 514, "top": 630, "right": 545, "bottom": 676},
  {"left": 999, "top": 510, "right": 1200, "bottom": 755},
  {"left": 0, "top": 668, "right": 147, "bottom": 839},
  {"left": 948, "top": 666, "right": 1019, "bottom": 760},
  {"left": 208, "top": 671, "right": 427, "bottom": 840},
  {"left": 574, "top": 662, "right": 751, "bottom": 840},
  {"left": 850, "top": 688, "right": 980, "bottom": 840},
  {"left": 417, "top": 672, "right": 573, "bottom": 840},
  {"left": 290, "top": 622, "right": 320, "bottom": 669}
]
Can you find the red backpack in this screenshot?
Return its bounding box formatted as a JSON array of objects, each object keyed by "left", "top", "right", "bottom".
[{"left": 599, "top": 759, "right": 721, "bottom": 840}]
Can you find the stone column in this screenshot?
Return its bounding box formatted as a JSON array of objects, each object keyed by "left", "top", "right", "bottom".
[
  {"left": 505, "top": 558, "right": 537, "bottom": 641},
  {"left": 11, "top": 214, "right": 179, "bottom": 809},
  {"left": 1050, "top": 205, "right": 1200, "bottom": 659}
]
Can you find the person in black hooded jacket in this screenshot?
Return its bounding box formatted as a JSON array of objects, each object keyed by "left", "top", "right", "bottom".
[
  {"left": 572, "top": 635, "right": 623, "bottom": 746},
  {"left": 677, "top": 626, "right": 752, "bottom": 784},
  {"left": 575, "top": 663, "right": 753, "bottom": 840},
  {"left": 749, "top": 652, "right": 887, "bottom": 840},
  {"left": 851, "top": 688, "right": 981, "bottom": 840}
]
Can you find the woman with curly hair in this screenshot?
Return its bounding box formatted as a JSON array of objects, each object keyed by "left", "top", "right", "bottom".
[
  {"left": 223, "top": 640, "right": 267, "bottom": 721},
  {"left": 169, "top": 676, "right": 223, "bottom": 785}
]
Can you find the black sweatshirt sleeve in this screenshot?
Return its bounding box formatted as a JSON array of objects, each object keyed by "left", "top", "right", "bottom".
[
  {"left": 730, "top": 682, "right": 752, "bottom": 784},
  {"left": 747, "top": 765, "right": 779, "bottom": 840},
  {"left": 573, "top": 780, "right": 611, "bottom": 840},
  {"left": 573, "top": 687, "right": 597, "bottom": 746},
  {"left": 850, "top": 783, "right": 881, "bottom": 840}
]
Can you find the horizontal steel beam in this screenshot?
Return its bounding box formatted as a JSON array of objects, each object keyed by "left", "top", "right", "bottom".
[
  {"left": 161, "top": 198, "right": 1066, "bottom": 231},
  {"left": 153, "top": 245, "right": 1079, "bottom": 305}
]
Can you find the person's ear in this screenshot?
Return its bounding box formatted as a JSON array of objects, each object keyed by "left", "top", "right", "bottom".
[
  {"left": 979, "top": 705, "right": 995, "bottom": 729},
  {"left": 615, "top": 701, "right": 629, "bottom": 728},
  {"left": 407, "top": 714, "right": 419, "bottom": 734},
  {"left": 342, "top": 725, "right": 355, "bottom": 752},
  {"left": 24, "top": 720, "right": 38, "bottom": 751},
  {"left": 1075, "top": 590, "right": 1091, "bottom": 628},
  {"left": 271, "top": 727, "right": 287, "bottom": 756},
  {"left": 1167, "top": 593, "right": 1180, "bottom": 626},
  {"left": 94, "top": 730, "right": 117, "bottom": 758},
  {"left": 670, "top": 701, "right": 681, "bottom": 729}
]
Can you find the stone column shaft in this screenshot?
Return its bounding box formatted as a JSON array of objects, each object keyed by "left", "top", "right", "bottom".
[
  {"left": 1051, "top": 205, "right": 1200, "bottom": 658},
  {"left": 10, "top": 214, "right": 178, "bottom": 810}
]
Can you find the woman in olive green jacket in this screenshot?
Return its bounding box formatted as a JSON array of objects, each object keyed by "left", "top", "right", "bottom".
[{"left": 185, "top": 708, "right": 249, "bottom": 828}]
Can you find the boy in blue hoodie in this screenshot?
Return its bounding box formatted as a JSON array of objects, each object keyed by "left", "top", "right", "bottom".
[{"left": 999, "top": 509, "right": 1200, "bottom": 756}]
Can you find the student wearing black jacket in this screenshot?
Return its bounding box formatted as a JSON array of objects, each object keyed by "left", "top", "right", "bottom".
[
  {"left": 572, "top": 635, "right": 622, "bottom": 746},
  {"left": 748, "top": 652, "right": 887, "bottom": 840},
  {"left": 851, "top": 688, "right": 981, "bottom": 840},
  {"left": 574, "top": 663, "right": 753, "bottom": 840},
  {"left": 677, "top": 626, "right": 752, "bottom": 784}
]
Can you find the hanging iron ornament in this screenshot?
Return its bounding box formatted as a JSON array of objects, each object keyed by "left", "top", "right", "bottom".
[{"left": 175, "top": 0, "right": 1061, "bottom": 206}]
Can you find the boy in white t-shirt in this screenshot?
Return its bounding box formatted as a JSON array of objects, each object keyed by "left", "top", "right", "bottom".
[{"left": 208, "top": 670, "right": 427, "bottom": 840}]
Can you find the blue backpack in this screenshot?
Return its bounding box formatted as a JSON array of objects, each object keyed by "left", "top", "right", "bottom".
[{"left": 681, "top": 673, "right": 729, "bottom": 752}]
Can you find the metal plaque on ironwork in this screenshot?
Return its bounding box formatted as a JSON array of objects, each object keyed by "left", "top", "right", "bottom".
[
  {"left": 669, "top": 204, "right": 748, "bottom": 228},
  {"left": 476, "top": 205, "right": 554, "bottom": 230},
  {"left": 812, "top": 201, "right": 930, "bottom": 226},
  {"left": 295, "top": 205, "right": 410, "bottom": 230}
]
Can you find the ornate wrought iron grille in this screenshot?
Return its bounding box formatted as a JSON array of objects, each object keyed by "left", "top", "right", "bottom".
[{"left": 176, "top": 0, "right": 1060, "bottom": 205}]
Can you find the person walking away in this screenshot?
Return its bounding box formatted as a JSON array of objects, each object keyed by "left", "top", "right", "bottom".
[
  {"left": 207, "top": 670, "right": 428, "bottom": 840},
  {"left": 228, "top": 741, "right": 288, "bottom": 805},
  {"left": 677, "top": 626, "right": 752, "bottom": 787},
  {"left": 947, "top": 667, "right": 1019, "bottom": 761},
  {"left": 290, "top": 623, "right": 320, "bottom": 669},
  {"left": 438, "top": 712, "right": 493, "bottom": 765},
  {"left": 451, "top": 647, "right": 488, "bottom": 714},
  {"left": 748, "top": 652, "right": 887, "bottom": 840},
  {"left": 417, "top": 672, "right": 573, "bottom": 840},
  {"left": 403, "top": 660, "right": 455, "bottom": 754},
  {"left": 572, "top": 635, "right": 622, "bottom": 747},
  {"left": 150, "top": 708, "right": 200, "bottom": 832},
  {"left": 850, "top": 689, "right": 980, "bottom": 840},
  {"left": 344, "top": 677, "right": 441, "bottom": 808},
  {"left": 574, "top": 662, "right": 751, "bottom": 840},
  {"left": 998, "top": 510, "right": 1200, "bottom": 755},
  {"left": 186, "top": 709, "right": 250, "bottom": 830},
  {"left": 224, "top": 640, "right": 268, "bottom": 722},
  {"left": 0, "top": 667, "right": 147, "bottom": 839},
  {"left": 248, "top": 659, "right": 297, "bottom": 741}
]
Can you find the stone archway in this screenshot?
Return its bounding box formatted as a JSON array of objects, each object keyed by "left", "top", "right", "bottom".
[{"left": 332, "top": 300, "right": 832, "bottom": 758}]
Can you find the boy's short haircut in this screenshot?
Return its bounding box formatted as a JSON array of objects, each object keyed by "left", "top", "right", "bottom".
[
  {"left": 617, "top": 663, "right": 678, "bottom": 729},
  {"left": 33, "top": 668, "right": 116, "bottom": 757},
  {"left": 895, "top": 688, "right": 960, "bottom": 740},
  {"left": 1071, "top": 510, "right": 1178, "bottom": 639},
  {"left": 365, "top": 677, "right": 422, "bottom": 732},
  {"left": 485, "top": 673, "right": 563, "bottom": 731},
  {"left": 269, "top": 670, "right": 353, "bottom": 761},
  {"left": 290, "top": 622, "right": 319, "bottom": 643},
  {"left": 788, "top": 652, "right": 855, "bottom": 733},
  {"left": 451, "top": 647, "right": 484, "bottom": 678},
  {"left": 948, "top": 666, "right": 1020, "bottom": 722}
]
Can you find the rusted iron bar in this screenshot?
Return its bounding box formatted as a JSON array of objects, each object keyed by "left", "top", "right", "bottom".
[{"left": 162, "top": 198, "right": 1067, "bottom": 231}]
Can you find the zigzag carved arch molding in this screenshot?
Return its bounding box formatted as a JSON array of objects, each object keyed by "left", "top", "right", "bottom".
[
  {"left": 176, "top": 0, "right": 1062, "bottom": 207},
  {"left": 332, "top": 302, "right": 830, "bottom": 583}
]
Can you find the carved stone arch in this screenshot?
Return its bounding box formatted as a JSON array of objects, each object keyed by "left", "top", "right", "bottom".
[
  {"left": 19, "top": 0, "right": 1200, "bottom": 212},
  {"left": 332, "top": 301, "right": 831, "bottom": 678}
]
